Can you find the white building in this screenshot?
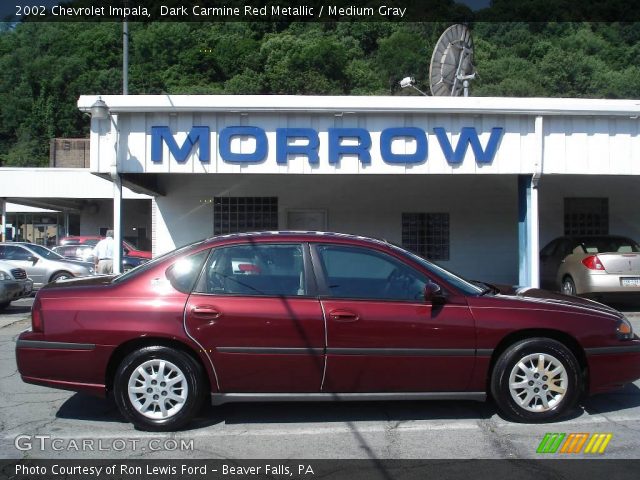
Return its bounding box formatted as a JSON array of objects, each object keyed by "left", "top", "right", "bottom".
[{"left": 3, "top": 95, "right": 640, "bottom": 284}]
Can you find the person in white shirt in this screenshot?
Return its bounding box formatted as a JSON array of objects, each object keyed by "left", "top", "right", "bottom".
[{"left": 93, "top": 230, "right": 115, "bottom": 274}]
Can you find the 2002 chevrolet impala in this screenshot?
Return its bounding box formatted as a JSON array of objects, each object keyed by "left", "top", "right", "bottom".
[{"left": 16, "top": 232, "right": 640, "bottom": 430}]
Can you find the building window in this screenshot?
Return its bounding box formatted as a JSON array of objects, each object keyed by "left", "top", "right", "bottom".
[
  {"left": 213, "top": 197, "right": 278, "bottom": 235},
  {"left": 401, "top": 213, "right": 450, "bottom": 260},
  {"left": 564, "top": 198, "right": 608, "bottom": 236}
]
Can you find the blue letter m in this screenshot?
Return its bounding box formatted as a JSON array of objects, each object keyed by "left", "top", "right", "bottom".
[
  {"left": 434, "top": 127, "right": 503, "bottom": 165},
  {"left": 151, "top": 126, "right": 210, "bottom": 164}
]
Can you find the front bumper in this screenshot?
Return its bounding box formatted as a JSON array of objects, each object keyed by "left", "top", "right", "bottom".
[
  {"left": 0, "top": 279, "right": 33, "bottom": 304},
  {"left": 586, "top": 340, "right": 640, "bottom": 394}
]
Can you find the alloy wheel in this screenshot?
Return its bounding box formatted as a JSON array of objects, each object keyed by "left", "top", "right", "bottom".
[
  {"left": 127, "top": 359, "right": 189, "bottom": 419},
  {"left": 508, "top": 353, "right": 568, "bottom": 412}
]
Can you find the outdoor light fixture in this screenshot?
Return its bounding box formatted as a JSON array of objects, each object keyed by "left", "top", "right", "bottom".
[
  {"left": 90, "top": 98, "right": 109, "bottom": 119},
  {"left": 399, "top": 76, "right": 427, "bottom": 96}
]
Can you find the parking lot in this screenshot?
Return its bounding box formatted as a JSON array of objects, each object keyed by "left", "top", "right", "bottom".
[{"left": 1, "top": 297, "right": 640, "bottom": 459}]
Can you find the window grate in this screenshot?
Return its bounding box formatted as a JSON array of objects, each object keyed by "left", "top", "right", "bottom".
[
  {"left": 564, "top": 198, "right": 608, "bottom": 236},
  {"left": 401, "top": 213, "right": 450, "bottom": 260},
  {"left": 213, "top": 197, "right": 278, "bottom": 235}
]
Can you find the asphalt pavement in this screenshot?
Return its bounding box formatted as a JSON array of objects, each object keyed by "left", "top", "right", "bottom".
[{"left": 1, "top": 297, "right": 640, "bottom": 459}]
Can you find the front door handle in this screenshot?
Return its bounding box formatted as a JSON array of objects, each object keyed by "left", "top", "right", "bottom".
[
  {"left": 191, "top": 305, "right": 221, "bottom": 319},
  {"left": 329, "top": 309, "right": 359, "bottom": 322}
]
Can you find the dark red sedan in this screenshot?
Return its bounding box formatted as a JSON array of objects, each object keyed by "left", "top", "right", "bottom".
[{"left": 16, "top": 232, "right": 640, "bottom": 431}]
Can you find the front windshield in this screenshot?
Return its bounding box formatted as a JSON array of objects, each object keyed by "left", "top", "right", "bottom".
[
  {"left": 24, "top": 244, "right": 64, "bottom": 260},
  {"left": 389, "top": 244, "right": 484, "bottom": 296}
]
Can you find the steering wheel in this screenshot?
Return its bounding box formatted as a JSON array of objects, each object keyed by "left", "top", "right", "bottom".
[{"left": 383, "top": 268, "right": 406, "bottom": 297}]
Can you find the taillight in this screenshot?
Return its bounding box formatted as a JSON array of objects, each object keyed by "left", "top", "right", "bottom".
[
  {"left": 31, "top": 297, "right": 44, "bottom": 332},
  {"left": 582, "top": 255, "right": 605, "bottom": 271}
]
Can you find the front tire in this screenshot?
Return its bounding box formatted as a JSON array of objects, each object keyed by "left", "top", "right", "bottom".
[
  {"left": 113, "top": 346, "right": 205, "bottom": 431},
  {"left": 50, "top": 271, "right": 73, "bottom": 282},
  {"left": 491, "top": 338, "right": 581, "bottom": 422}
]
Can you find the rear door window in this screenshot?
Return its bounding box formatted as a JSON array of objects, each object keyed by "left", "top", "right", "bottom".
[{"left": 195, "top": 244, "right": 307, "bottom": 297}]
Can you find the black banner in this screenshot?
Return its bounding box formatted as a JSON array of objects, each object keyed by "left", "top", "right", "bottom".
[
  {"left": 3, "top": 0, "right": 640, "bottom": 23},
  {"left": 2, "top": 460, "right": 640, "bottom": 480}
]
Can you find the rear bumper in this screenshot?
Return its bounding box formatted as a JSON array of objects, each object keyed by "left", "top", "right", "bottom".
[
  {"left": 15, "top": 334, "right": 110, "bottom": 397},
  {"left": 586, "top": 340, "right": 640, "bottom": 394},
  {"left": 577, "top": 271, "right": 640, "bottom": 294}
]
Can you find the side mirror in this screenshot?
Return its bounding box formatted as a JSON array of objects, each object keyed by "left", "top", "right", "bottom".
[
  {"left": 424, "top": 281, "right": 444, "bottom": 303},
  {"left": 29, "top": 255, "right": 38, "bottom": 265}
]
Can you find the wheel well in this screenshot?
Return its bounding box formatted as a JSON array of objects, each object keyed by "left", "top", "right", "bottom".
[
  {"left": 49, "top": 271, "right": 73, "bottom": 282},
  {"left": 105, "top": 337, "right": 211, "bottom": 395},
  {"left": 487, "top": 329, "right": 589, "bottom": 396}
]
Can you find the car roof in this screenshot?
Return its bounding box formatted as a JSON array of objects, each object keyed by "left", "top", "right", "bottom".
[{"left": 202, "top": 231, "right": 391, "bottom": 248}]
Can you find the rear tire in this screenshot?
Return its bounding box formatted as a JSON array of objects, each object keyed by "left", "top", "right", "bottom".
[
  {"left": 113, "top": 346, "right": 205, "bottom": 431},
  {"left": 0, "top": 301, "right": 10, "bottom": 310},
  {"left": 561, "top": 276, "right": 577, "bottom": 296},
  {"left": 491, "top": 337, "right": 581, "bottom": 422}
]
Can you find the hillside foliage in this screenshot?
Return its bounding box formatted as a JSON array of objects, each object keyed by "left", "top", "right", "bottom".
[{"left": 1, "top": 21, "right": 639, "bottom": 166}]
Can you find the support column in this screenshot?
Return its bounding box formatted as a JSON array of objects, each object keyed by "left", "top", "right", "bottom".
[
  {"left": 63, "top": 212, "right": 70, "bottom": 237},
  {"left": 0, "top": 198, "right": 6, "bottom": 242},
  {"left": 518, "top": 175, "right": 540, "bottom": 288},
  {"left": 112, "top": 174, "right": 123, "bottom": 274}
]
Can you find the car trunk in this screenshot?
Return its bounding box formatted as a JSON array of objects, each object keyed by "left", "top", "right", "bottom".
[{"left": 597, "top": 253, "right": 640, "bottom": 274}]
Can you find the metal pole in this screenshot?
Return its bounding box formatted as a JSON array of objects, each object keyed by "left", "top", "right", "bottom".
[
  {"left": 123, "top": 14, "right": 129, "bottom": 95},
  {"left": 110, "top": 113, "right": 123, "bottom": 275},
  {"left": 112, "top": 174, "right": 123, "bottom": 274},
  {"left": 0, "top": 198, "right": 6, "bottom": 242}
]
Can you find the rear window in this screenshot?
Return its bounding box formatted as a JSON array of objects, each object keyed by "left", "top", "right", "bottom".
[
  {"left": 575, "top": 237, "right": 640, "bottom": 253},
  {"left": 112, "top": 240, "right": 206, "bottom": 283}
]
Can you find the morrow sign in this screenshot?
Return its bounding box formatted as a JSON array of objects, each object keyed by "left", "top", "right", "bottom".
[{"left": 150, "top": 126, "right": 504, "bottom": 166}]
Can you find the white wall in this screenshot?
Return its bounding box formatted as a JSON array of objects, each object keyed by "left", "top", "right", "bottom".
[{"left": 154, "top": 174, "right": 519, "bottom": 284}]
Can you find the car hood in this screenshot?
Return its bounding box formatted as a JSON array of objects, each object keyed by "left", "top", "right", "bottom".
[
  {"left": 491, "top": 283, "right": 620, "bottom": 318},
  {"left": 40, "top": 275, "right": 115, "bottom": 290}
]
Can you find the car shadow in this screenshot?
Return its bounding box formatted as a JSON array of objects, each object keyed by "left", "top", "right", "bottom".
[
  {"left": 188, "top": 399, "right": 496, "bottom": 430},
  {"left": 56, "top": 394, "right": 494, "bottom": 428},
  {"left": 582, "top": 383, "right": 640, "bottom": 415},
  {"left": 56, "top": 394, "right": 127, "bottom": 424},
  {"left": 55, "top": 385, "right": 640, "bottom": 431}
]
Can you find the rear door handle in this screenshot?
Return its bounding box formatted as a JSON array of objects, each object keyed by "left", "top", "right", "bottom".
[
  {"left": 329, "top": 310, "right": 359, "bottom": 322},
  {"left": 190, "top": 305, "right": 222, "bottom": 319}
]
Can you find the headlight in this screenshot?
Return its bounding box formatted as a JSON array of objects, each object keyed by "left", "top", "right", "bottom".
[
  {"left": 89, "top": 267, "right": 95, "bottom": 274},
  {"left": 0, "top": 270, "right": 11, "bottom": 281},
  {"left": 616, "top": 316, "right": 634, "bottom": 340}
]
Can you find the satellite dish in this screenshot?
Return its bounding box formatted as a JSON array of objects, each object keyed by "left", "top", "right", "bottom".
[{"left": 429, "top": 24, "right": 476, "bottom": 97}]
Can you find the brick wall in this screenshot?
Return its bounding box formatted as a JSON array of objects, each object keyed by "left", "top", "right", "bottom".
[{"left": 49, "top": 138, "right": 89, "bottom": 168}]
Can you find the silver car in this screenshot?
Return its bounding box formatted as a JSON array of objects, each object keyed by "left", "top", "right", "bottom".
[
  {"left": 540, "top": 235, "right": 640, "bottom": 296},
  {"left": 0, "top": 242, "right": 94, "bottom": 289},
  {"left": 0, "top": 260, "right": 33, "bottom": 309}
]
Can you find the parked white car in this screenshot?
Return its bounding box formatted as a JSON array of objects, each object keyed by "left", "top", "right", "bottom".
[
  {"left": 0, "top": 242, "right": 94, "bottom": 290},
  {"left": 0, "top": 260, "right": 33, "bottom": 310}
]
